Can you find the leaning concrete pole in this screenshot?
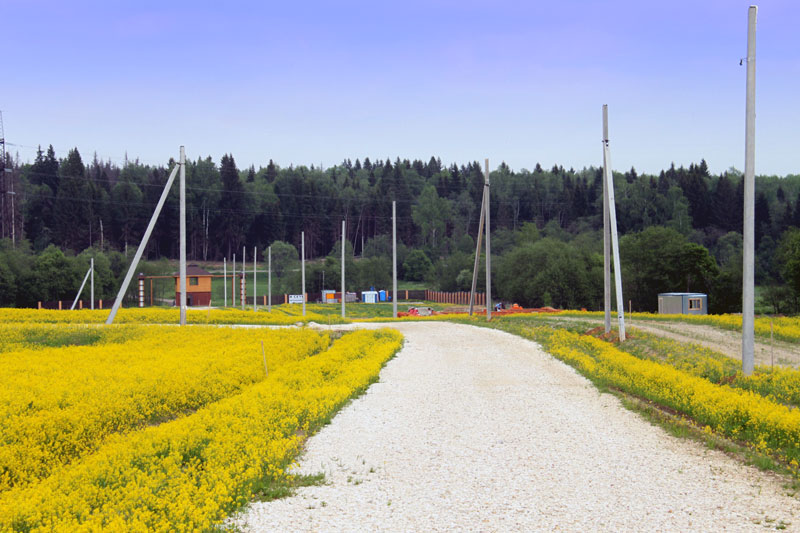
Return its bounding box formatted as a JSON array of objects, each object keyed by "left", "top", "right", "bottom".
[
  {"left": 179, "top": 146, "right": 187, "bottom": 326},
  {"left": 71, "top": 265, "right": 93, "bottom": 310},
  {"left": 341, "top": 221, "right": 346, "bottom": 318},
  {"left": 603, "top": 108, "right": 612, "bottom": 334},
  {"left": 106, "top": 163, "right": 179, "bottom": 324},
  {"left": 602, "top": 106, "right": 625, "bottom": 341},
  {"left": 392, "top": 202, "right": 398, "bottom": 317},
  {"left": 468, "top": 186, "right": 486, "bottom": 316},
  {"left": 742, "top": 5, "right": 757, "bottom": 376},
  {"left": 485, "top": 158, "right": 492, "bottom": 321}
]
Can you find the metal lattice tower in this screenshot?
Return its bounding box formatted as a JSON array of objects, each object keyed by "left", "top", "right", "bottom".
[{"left": 0, "top": 111, "right": 12, "bottom": 244}]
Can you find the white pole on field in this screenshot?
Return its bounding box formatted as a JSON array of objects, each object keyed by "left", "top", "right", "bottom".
[
  {"left": 484, "top": 158, "right": 492, "bottom": 321},
  {"left": 232, "top": 254, "right": 236, "bottom": 307},
  {"left": 603, "top": 114, "right": 612, "bottom": 334},
  {"left": 602, "top": 105, "right": 625, "bottom": 341},
  {"left": 223, "top": 257, "right": 227, "bottom": 307},
  {"left": 253, "top": 246, "right": 257, "bottom": 312},
  {"left": 106, "top": 161, "right": 180, "bottom": 325},
  {"left": 742, "top": 5, "right": 757, "bottom": 376},
  {"left": 302, "top": 231, "right": 306, "bottom": 316},
  {"left": 268, "top": 245, "right": 272, "bottom": 312},
  {"left": 392, "top": 201, "right": 397, "bottom": 318},
  {"left": 179, "top": 146, "right": 187, "bottom": 326},
  {"left": 242, "top": 245, "right": 246, "bottom": 311},
  {"left": 468, "top": 186, "right": 486, "bottom": 316},
  {"left": 71, "top": 265, "right": 93, "bottom": 310},
  {"left": 90, "top": 257, "right": 94, "bottom": 310},
  {"left": 341, "top": 220, "right": 346, "bottom": 318}
]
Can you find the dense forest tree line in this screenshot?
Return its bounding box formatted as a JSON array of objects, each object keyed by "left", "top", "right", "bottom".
[{"left": 1, "top": 145, "right": 800, "bottom": 312}]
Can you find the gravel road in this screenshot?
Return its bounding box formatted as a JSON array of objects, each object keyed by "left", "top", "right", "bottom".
[{"left": 233, "top": 322, "right": 800, "bottom": 532}]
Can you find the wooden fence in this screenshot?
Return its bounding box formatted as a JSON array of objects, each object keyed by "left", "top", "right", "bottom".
[{"left": 424, "top": 290, "right": 485, "bottom": 306}]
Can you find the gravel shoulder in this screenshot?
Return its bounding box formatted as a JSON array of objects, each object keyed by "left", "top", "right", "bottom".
[{"left": 233, "top": 322, "right": 800, "bottom": 532}]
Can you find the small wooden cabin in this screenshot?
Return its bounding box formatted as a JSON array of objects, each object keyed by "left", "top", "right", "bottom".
[{"left": 174, "top": 265, "right": 212, "bottom": 306}]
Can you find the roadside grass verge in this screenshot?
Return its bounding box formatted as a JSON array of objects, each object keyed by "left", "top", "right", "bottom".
[{"left": 491, "top": 315, "right": 800, "bottom": 410}]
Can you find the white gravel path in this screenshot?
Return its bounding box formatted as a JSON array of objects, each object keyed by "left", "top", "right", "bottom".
[{"left": 232, "top": 322, "right": 800, "bottom": 532}]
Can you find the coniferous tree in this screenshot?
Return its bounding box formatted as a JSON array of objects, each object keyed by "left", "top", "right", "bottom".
[
  {"left": 265, "top": 159, "right": 278, "bottom": 183},
  {"left": 24, "top": 146, "right": 60, "bottom": 248},
  {"left": 792, "top": 192, "right": 800, "bottom": 228},
  {"left": 53, "top": 148, "right": 89, "bottom": 250},
  {"left": 755, "top": 191, "right": 771, "bottom": 247},
  {"left": 711, "top": 173, "right": 738, "bottom": 232},
  {"left": 217, "top": 154, "right": 246, "bottom": 257}
]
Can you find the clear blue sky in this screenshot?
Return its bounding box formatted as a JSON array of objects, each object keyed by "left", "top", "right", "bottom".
[{"left": 3, "top": 0, "right": 798, "bottom": 176}]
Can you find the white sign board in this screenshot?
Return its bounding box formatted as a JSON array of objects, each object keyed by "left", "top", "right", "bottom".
[{"left": 289, "top": 294, "right": 304, "bottom": 304}]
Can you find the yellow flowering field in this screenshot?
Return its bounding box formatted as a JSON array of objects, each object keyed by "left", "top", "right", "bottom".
[
  {"left": 514, "top": 325, "right": 800, "bottom": 471},
  {"left": 1, "top": 328, "right": 401, "bottom": 531},
  {"left": 0, "top": 324, "right": 330, "bottom": 493},
  {"left": 0, "top": 306, "right": 347, "bottom": 326},
  {"left": 593, "top": 325, "right": 800, "bottom": 409},
  {"left": 0, "top": 327, "right": 402, "bottom": 531}
]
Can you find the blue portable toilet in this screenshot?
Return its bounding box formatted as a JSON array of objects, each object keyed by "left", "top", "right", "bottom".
[{"left": 378, "top": 290, "right": 387, "bottom": 302}]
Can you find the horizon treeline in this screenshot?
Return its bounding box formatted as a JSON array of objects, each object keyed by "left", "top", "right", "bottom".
[{"left": 2, "top": 145, "right": 800, "bottom": 312}]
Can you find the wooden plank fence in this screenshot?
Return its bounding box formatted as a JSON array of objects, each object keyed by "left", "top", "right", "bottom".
[{"left": 424, "top": 290, "right": 484, "bottom": 306}]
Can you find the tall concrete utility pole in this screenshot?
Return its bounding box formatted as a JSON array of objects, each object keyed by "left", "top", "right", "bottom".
[
  {"left": 341, "top": 221, "right": 346, "bottom": 318},
  {"left": 223, "top": 258, "right": 227, "bottom": 307},
  {"left": 742, "top": 5, "right": 758, "bottom": 376},
  {"left": 602, "top": 106, "right": 626, "bottom": 341},
  {"left": 485, "top": 159, "right": 492, "bottom": 321},
  {"left": 179, "top": 146, "right": 187, "bottom": 326},
  {"left": 302, "top": 231, "right": 306, "bottom": 316},
  {"left": 106, "top": 159, "right": 180, "bottom": 325},
  {"left": 392, "top": 201, "right": 397, "bottom": 318},
  {"left": 268, "top": 246, "right": 272, "bottom": 312},
  {"left": 603, "top": 110, "right": 612, "bottom": 334},
  {"left": 232, "top": 254, "right": 236, "bottom": 307},
  {"left": 242, "top": 246, "right": 246, "bottom": 311},
  {"left": 90, "top": 257, "right": 94, "bottom": 310},
  {"left": 253, "top": 246, "right": 257, "bottom": 312}
]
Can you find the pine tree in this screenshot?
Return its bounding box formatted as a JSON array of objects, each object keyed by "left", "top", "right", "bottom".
[
  {"left": 711, "top": 173, "right": 737, "bottom": 231},
  {"left": 793, "top": 193, "right": 800, "bottom": 228},
  {"left": 53, "top": 148, "right": 90, "bottom": 250},
  {"left": 265, "top": 159, "right": 278, "bottom": 183},
  {"left": 218, "top": 154, "right": 246, "bottom": 257},
  {"left": 755, "top": 191, "right": 771, "bottom": 247}
]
